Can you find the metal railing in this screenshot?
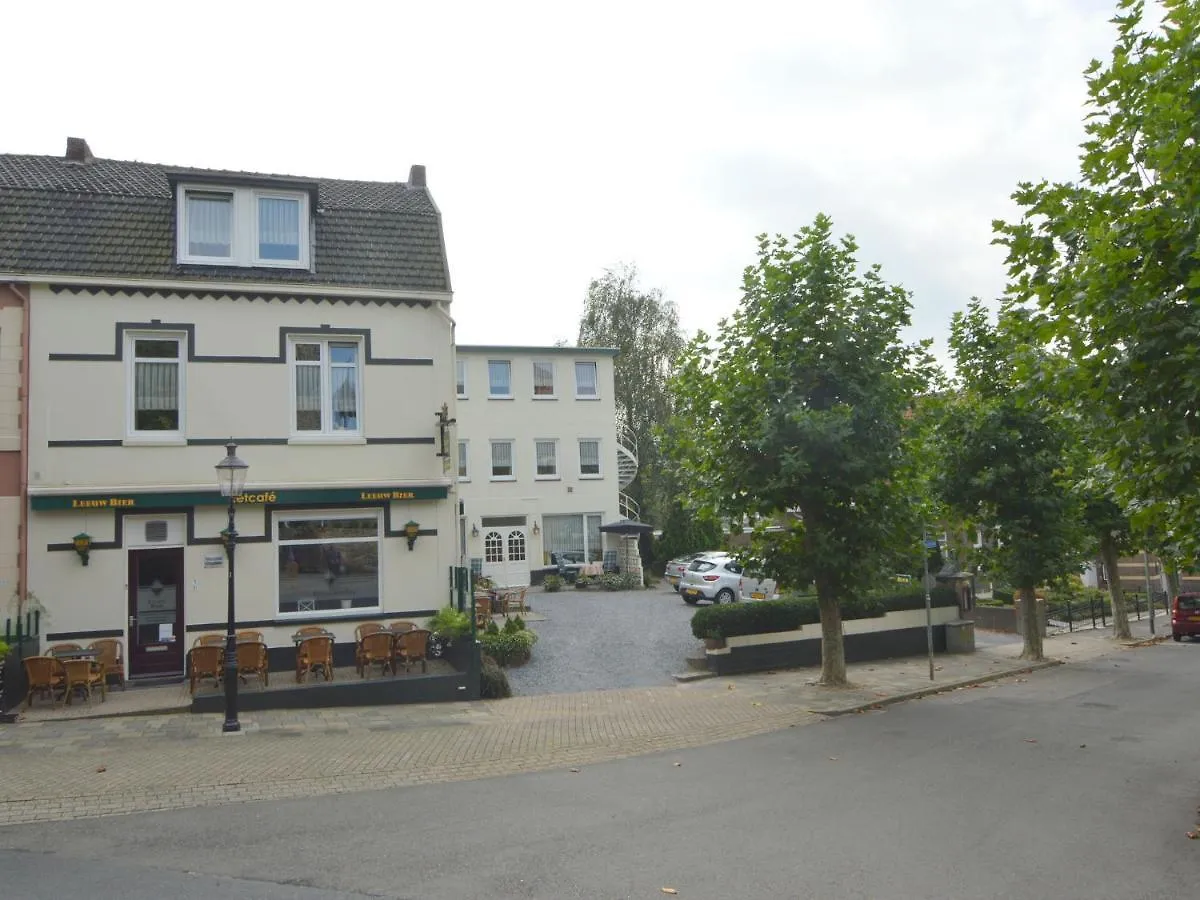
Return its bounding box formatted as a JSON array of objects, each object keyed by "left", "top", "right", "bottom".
[
  {"left": 1045, "top": 590, "right": 1171, "bottom": 633},
  {"left": 618, "top": 491, "right": 640, "bottom": 521}
]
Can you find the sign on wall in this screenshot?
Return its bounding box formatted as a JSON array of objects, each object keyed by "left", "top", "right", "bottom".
[{"left": 30, "top": 484, "right": 450, "bottom": 511}]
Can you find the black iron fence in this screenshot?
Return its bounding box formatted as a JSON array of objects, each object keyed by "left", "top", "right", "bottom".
[{"left": 1045, "top": 590, "right": 1171, "bottom": 633}]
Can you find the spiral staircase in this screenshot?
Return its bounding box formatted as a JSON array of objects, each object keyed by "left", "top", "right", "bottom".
[{"left": 616, "top": 424, "right": 639, "bottom": 520}]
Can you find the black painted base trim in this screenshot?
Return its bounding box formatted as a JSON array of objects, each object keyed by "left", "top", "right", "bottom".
[
  {"left": 708, "top": 625, "right": 950, "bottom": 676},
  {"left": 185, "top": 610, "right": 440, "bottom": 633},
  {"left": 190, "top": 670, "right": 475, "bottom": 712},
  {"left": 45, "top": 628, "right": 124, "bottom": 641}
]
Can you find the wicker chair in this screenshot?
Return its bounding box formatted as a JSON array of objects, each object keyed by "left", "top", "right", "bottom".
[
  {"left": 89, "top": 638, "right": 125, "bottom": 691},
  {"left": 46, "top": 642, "right": 82, "bottom": 655},
  {"left": 296, "top": 635, "right": 335, "bottom": 682},
  {"left": 235, "top": 641, "right": 269, "bottom": 688},
  {"left": 475, "top": 597, "right": 491, "bottom": 631},
  {"left": 395, "top": 629, "right": 430, "bottom": 674},
  {"left": 236, "top": 630, "right": 265, "bottom": 644},
  {"left": 295, "top": 625, "right": 327, "bottom": 638},
  {"left": 503, "top": 588, "right": 529, "bottom": 617},
  {"left": 188, "top": 645, "right": 223, "bottom": 695},
  {"left": 358, "top": 631, "right": 394, "bottom": 678},
  {"left": 387, "top": 620, "right": 416, "bottom": 634},
  {"left": 194, "top": 633, "right": 226, "bottom": 648},
  {"left": 62, "top": 658, "right": 105, "bottom": 704},
  {"left": 355, "top": 623, "right": 386, "bottom": 674},
  {"left": 22, "top": 656, "right": 65, "bottom": 708}
]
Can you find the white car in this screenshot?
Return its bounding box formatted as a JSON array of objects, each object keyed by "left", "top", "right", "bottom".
[
  {"left": 679, "top": 555, "right": 742, "bottom": 605},
  {"left": 665, "top": 550, "right": 727, "bottom": 591},
  {"left": 739, "top": 569, "right": 781, "bottom": 601}
]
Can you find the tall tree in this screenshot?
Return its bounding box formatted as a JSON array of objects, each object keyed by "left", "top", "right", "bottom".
[
  {"left": 994, "top": 0, "right": 1200, "bottom": 563},
  {"left": 935, "top": 301, "right": 1086, "bottom": 660},
  {"left": 666, "top": 216, "right": 933, "bottom": 686},
  {"left": 578, "top": 264, "right": 686, "bottom": 527}
]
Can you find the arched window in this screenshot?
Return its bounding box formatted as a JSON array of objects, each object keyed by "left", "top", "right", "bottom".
[
  {"left": 507, "top": 530, "right": 526, "bottom": 562},
  {"left": 484, "top": 531, "right": 504, "bottom": 563}
]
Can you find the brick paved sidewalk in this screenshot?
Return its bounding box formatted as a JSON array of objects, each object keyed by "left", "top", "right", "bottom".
[{"left": 0, "top": 620, "right": 1163, "bottom": 826}]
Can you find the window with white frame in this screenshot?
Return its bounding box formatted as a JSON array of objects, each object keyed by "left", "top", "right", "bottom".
[
  {"left": 575, "top": 360, "right": 599, "bottom": 398},
  {"left": 488, "top": 360, "right": 511, "bottom": 398},
  {"left": 532, "top": 361, "right": 555, "bottom": 397},
  {"left": 128, "top": 334, "right": 184, "bottom": 436},
  {"left": 542, "top": 513, "right": 604, "bottom": 564},
  {"left": 456, "top": 359, "right": 467, "bottom": 398},
  {"left": 277, "top": 511, "right": 381, "bottom": 615},
  {"left": 458, "top": 440, "right": 469, "bottom": 480},
  {"left": 290, "top": 338, "right": 362, "bottom": 436},
  {"left": 579, "top": 439, "right": 601, "bottom": 477},
  {"left": 490, "top": 440, "right": 515, "bottom": 479},
  {"left": 535, "top": 439, "right": 558, "bottom": 478},
  {"left": 178, "top": 185, "right": 309, "bottom": 268}
]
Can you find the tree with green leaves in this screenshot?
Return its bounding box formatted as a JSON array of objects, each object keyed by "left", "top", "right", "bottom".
[
  {"left": 578, "top": 264, "right": 687, "bottom": 528},
  {"left": 994, "top": 0, "right": 1200, "bottom": 564},
  {"left": 665, "top": 215, "right": 934, "bottom": 686},
  {"left": 935, "top": 301, "right": 1087, "bottom": 660}
]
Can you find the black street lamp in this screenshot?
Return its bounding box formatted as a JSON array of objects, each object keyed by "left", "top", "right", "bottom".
[{"left": 215, "top": 440, "right": 248, "bottom": 733}]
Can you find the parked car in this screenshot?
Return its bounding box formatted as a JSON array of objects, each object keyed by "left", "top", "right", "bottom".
[
  {"left": 1171, "top": 592, "right": 1200, "bottom": 641},
  {"left": 679, "top": 556, "right": 743, "bottom": 604},
  {"left": 666, "top": 551, "right": 726, "bottom": 591}
]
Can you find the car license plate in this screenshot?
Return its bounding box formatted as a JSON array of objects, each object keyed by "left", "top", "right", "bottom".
[
  {"left": 1190, "top": 614, "right": 1200, "bottom": 621},
  {"left": 751, "top": 591, "right": 766, "bottom": 599},
  {"left": 682, "top": 588, "right": 700, "bottom": 597},
  {"left": 668, "top": 576, "right": 680, "bottom": 585}
]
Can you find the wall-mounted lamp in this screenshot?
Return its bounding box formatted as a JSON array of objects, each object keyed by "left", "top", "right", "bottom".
[
  {"left": 404, "top": 520, "right": 421, "bottom": 551},
  {"left": 532, "top": 521, "right": 541, "bottom": 536},
  {"left": 73, "top": 532, "right": 92, "bottom": 566},
  {"left": 471, "top": 523, "right": 480, "bottom": 538}
]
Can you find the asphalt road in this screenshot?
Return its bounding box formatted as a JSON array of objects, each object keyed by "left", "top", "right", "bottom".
[
  {"left": 3, "top": 641, "right": 1197, "bottom": 899},
  {"left": 507, "top": 582, "right": 699, "bottom": 694}
]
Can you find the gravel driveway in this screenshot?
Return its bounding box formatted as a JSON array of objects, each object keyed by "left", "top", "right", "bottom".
[{"left": 504, "top": 581, "right": 701, "bottom": 695}]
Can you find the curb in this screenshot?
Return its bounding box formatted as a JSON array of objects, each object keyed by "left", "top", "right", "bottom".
[
  {"left": 672, "top": 670, "right": 716, "bottom": 683},
  {"left": 814, "top": 658, "right": 1065, "bottom": 717}
]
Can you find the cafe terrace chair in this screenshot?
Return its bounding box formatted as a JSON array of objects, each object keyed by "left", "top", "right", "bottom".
[
  {"left": 187, "top": 645, "right": 223, "bottom": 695},
  {"left": 46, "top": 643, "right": 82, "bottom": 655},
  {"left": 295, "top": 625, "right": 326, "bottom": 638},
  {"left": 236, "top": 630, "right": 265, "bottom": 644},
  {"left": 194, "top": 634, "right": 225, "bottom": 648},
  {"left": 503, "top": 587, "right": 529, "bottom": 617},
  {"left": 88, "top": 638, "right": 125, "bottom": 691},
  {"left": 296, "top": 635, "right": 335, "bottom": 683},
  {"left": 358, "top": 631, "right": 394, "bottom": 678},
  {"left": 395, "top": 629, "right": 430, "bottom": 674},
  {"left": 354, "top": 623, "right": 386, "bottom": 675},
  {"left": 235, "top": 641, "right": 270, "bottom": 688},
  {"left": 22, "top": 656, "right": 65, "bottom": 708},
  {"left": 387, "top": 620, "right": 416, "bottom": 634},
  {"left": 475, "top": 597, "right": 491, "bottom": 631},
  {"left": 62, "top": 658, "right": 105, "bottom": 704}
]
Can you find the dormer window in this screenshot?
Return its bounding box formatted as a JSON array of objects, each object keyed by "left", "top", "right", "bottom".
[{"left": 177, "top": 184, "right": 309, "bottom": 268}]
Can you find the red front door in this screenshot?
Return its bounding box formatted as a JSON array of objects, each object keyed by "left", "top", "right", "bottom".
[{"left": 128, "top": 547, "right": 185, "bottom": 677}]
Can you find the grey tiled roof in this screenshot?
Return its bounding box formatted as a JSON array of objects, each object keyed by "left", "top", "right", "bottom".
[{"left": 0, "top": 153, "right": 450, "bottom": 293}]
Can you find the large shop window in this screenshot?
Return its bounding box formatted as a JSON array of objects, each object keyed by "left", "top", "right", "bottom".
[
  {"left": 291, "top": 338, "right": 362, "bottom": 436},
  {"left": 277, "top": 511, "right": 381, "bottom": 615},
  {"left": 128, "top": 334, "right": 184, "bottom": 436},
  {"left": 542, "top": 513, "right": 603, "bottom": 564}
]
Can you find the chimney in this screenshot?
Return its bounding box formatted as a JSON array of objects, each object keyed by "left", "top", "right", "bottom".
[
  {"left": 64, "top": 137, "right": 94, "bottom": 164},
  {"left": 408, "top": 164, "right": 426, "bottom": 187}
]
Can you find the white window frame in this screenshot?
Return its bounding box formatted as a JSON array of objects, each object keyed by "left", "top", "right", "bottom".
[
  {"left": 488, "top": 359, "right": 512, "bottom": 399},
  {"left": 176, "top": 184, "right": 310, "bottom": 268},
  {"left": 534, "top": 438, "right": 559, "bottom": 480},
  {"left": 288, "top": 336, "right": 365, "bottom": 443},
  {"left": 490, "top": 439, "right": 516, "bottom": 481},
  {"left": 125, "top": 331, "right": 186, "bottom": 444},
  {"left": 578, "top": 438, "right": 603, "bottom": 479},
  {"left": 274, "top": 509, "right": 383, "bottom": 620},
  {"left": 458, "top": 439, "right": 470, "bottom": 482},
  {"left": 456, "top": 359, "right": 468, "bottom": 399},
  {"left": 575, "top": 360, "right": 600, "bottom": 399},
  {"left": 532, "top": 360, "right": 556, "bottom": 399}
]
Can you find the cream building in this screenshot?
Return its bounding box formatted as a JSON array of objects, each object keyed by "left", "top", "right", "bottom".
[
  {"left": 453, "top": 345, "right": 638, "bottom": 586},
  {"left": 0, "top": 138, "right": 458, "bottom": 681}
]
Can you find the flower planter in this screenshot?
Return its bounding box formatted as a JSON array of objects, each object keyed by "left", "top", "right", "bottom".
[{"left": 703, "top": 637, "right": 726, "bottom": 650}]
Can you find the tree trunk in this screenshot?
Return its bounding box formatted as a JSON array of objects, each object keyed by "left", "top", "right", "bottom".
[
  {"left": 816, "top": 590, "right": 847, "bottom": 686},
  {"left": 1164, "top": 564, "right": 1181, "bottom": 602},
  {"left": 1018, "top": 585, "right": 1044, "bottom": 661},
  {"left": 1100, "top": 536, "right": 1131, "bottom": 640}
]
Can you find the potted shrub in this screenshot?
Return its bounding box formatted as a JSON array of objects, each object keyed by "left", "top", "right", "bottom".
[
  {"left": 543, "top": 574, "right": 564, "bottom": 593},
  {"left": 574, "top": 574, "right": 592, "bottom": 590},
  {"left": 428, "top": 606, "right": 472, "bottom": 658}
]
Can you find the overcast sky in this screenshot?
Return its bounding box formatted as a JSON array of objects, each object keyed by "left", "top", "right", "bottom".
[{"left": 7, "top": 0, "right": 1118, "bottom": 360}]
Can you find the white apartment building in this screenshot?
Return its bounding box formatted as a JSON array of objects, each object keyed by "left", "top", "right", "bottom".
[{"left": 454, "top": 346, "right": 638, "bottom": 586}]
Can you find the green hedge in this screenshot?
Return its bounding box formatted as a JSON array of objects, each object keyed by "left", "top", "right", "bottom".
[{"left": 691, "top": 586, "right": 958, "bottom": 640}]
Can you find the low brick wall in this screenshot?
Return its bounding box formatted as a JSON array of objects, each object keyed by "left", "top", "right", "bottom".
[{"left": 969, "top": 605, "right": 1018, "bottom": 633}]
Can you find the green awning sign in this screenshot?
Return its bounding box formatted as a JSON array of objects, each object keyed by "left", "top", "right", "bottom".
[{"left": 30, "top": 484, "right": 449, "bottom": 511}]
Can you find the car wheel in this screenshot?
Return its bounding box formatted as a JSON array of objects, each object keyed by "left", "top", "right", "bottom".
[
  {"left": 715, "top": 588, "right": 736, "bottom": 604},
  {"left": 673, "top": 584, "right": 680, "bottom": 593},
  {"left": 683, "top": 596, "right": 700, "bottom": 605},
  {"left": 1173, "top": 633, "right": 1182, "bottom": 641}
]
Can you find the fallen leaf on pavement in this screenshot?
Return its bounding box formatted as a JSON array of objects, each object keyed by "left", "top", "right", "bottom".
[
  {"left": 727, "top": 684, "right": 736, "bottom": 691},
  {"left": 568, "top": 768, "right": 580, "bottom": 773},
  {"left": 95, "top": 766, "right": 107, "bottom": 773},
  {"left": 662, "top": 888, "right": 679, "bottom": 895},
  {"left": 1079, "top": 744, "right": 1087, "bottom": 749},
  {"left": 752, "top": 702, "right": 762, "bottom": 707},
  {"left": 673, "top": 762, "right": 682, "bottom": 767},
  {"left": 1187, "top": 832, "right": 1199, "bottom": 840},
  {"left": 1024, "top": 739, "right": 1038, "bottom": 744},
  {"left": 829, "top": 756, "right": 839, "bottom": 760},
  {"left": 935, "top": 666, "right": 943, "bottom": 671}
]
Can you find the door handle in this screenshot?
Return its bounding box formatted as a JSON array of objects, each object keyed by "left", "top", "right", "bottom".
[{"left": 128, "top": 616, "right": 136, "bottom": 628}]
